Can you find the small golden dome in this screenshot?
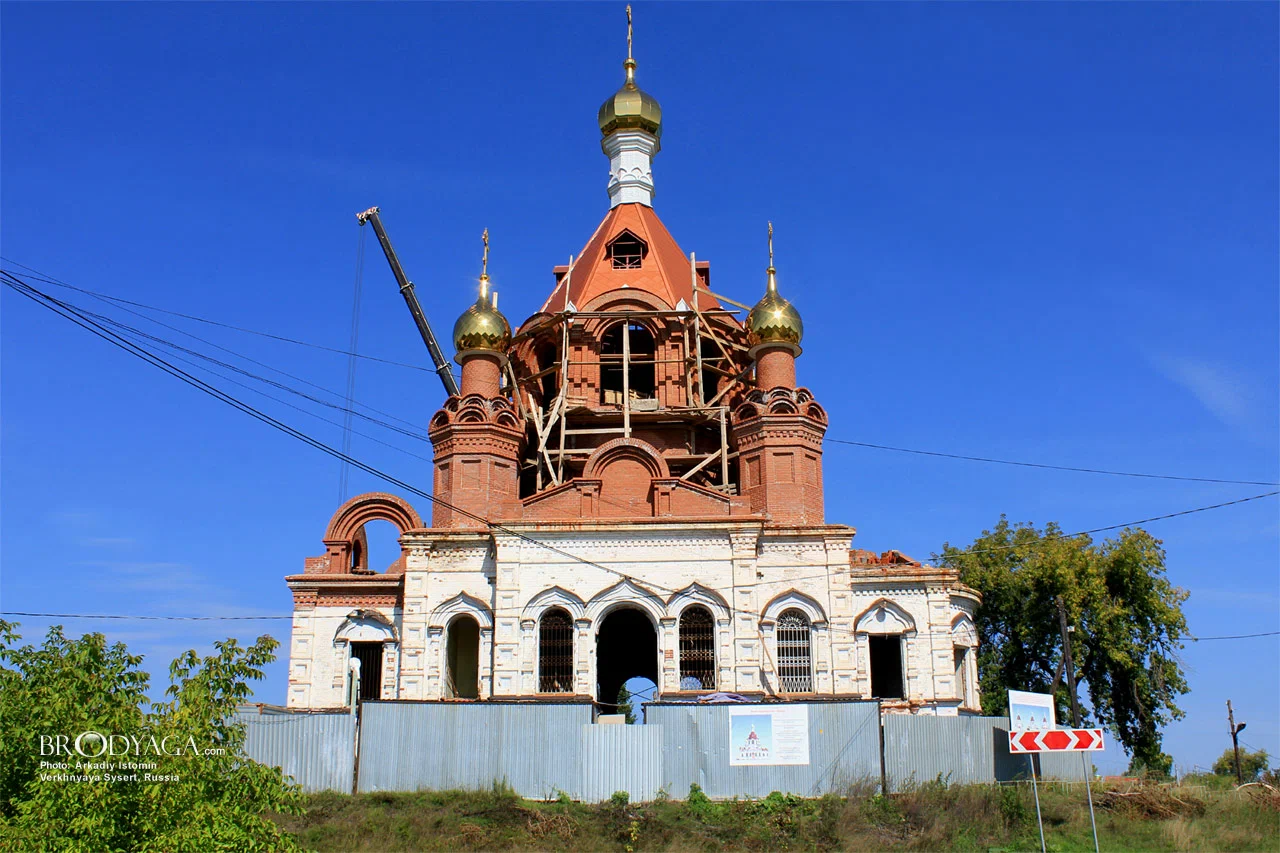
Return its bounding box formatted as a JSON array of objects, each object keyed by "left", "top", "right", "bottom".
[
  {"left": 746, "top": 269, "right": 803, "bottom": 347},
  {"left": 598, "top": 58, "right": 662, "bottom": 147},
  {"left": 453, "top": 277, "right": 511, "bottom": 354}
]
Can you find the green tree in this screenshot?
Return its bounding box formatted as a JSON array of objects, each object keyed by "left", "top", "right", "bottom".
[
  {"left": 0, "top": 620, "right": 304, "bottom": 851},
  {"left": 616, "top": 685, "right": 636, "bottom": 724},
  {"left": 1212, "top": 747, "right": 1270, "bottom": 783},
  {"left": 938, "top": 519, "right": 1189, "bottom": 773}
]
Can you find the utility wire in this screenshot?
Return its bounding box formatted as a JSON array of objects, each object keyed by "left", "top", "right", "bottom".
[
  {"left": 5, "top": 258, "right": 1274, "bottom": 489},
  {"left": 5, "top": 613, "right": 1276, "bottom": 643},
  {"left": 823, "top": 438, "right": 1280, "bottom": 487},
  {"left": 81, "top": 306, "right": 434, "bottom": 443},
  {"left": 1, "top": 611, "right": 290, "bottom": 621},
  {"left": 340, "top": 227, "right": 368, "bottom": 501},
  {"left": 103, "top": 324, "right": 437, "bottom": 465},
  {"left": 4, "top": 272, "right": 1277, "bottom": 657},
  {"left": 1188, "top": 631, "right": 1280, "bottom": 641},
  {"left": 0, "top": 258, "right": 443, "bottom": 375}
]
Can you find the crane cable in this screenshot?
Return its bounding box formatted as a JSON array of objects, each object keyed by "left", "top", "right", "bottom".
[{"left": 338, "top": 227, "right": 367, "bottom": 502}]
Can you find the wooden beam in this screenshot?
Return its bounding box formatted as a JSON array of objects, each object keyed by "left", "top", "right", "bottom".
[
  {"left": 557, "top": 320, "right": 569, "bottom": 486},
  {"left": 622, "top": 319, "right": 631, "bottom": 438},
  {"left": 719, "top": 406, "right": 730, "bottom": 487},
  {"left": 696, "top": 284, "right": 752, "bottom": 312},
  {"left": 705, "top": 365, "right": 753, "bottom": 409},
  {"left": 679, "top": 451, "right": 720, "bottom": 481}
]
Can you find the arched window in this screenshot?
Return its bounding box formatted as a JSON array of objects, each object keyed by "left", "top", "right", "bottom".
[
  {"left": 776, "top": 609, "right": 813, "bottom": 693},
  {"left": 678, "top": 606, "right": 716, "bottom": 690},
  {"left": 538, "top": 608, "right": 574, "bottom": 694},
  {"left": 446, "top": 615, "right": 480, "bottom": 700},
  {"left": 600, "top": 322, "right": 656, "bottom": 404}
]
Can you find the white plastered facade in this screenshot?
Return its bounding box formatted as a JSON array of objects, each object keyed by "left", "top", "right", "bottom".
[{"left": 286, "top": 520, "right": 981, "bottom": 714}]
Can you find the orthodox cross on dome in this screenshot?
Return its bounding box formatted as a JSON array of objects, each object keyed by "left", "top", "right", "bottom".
[
  {"left": 767, "top": 221, "right": 775, "bottom": 274},
  {"left": 480, "top": 228, "right": 490, "bottom": 288},
  {"left": 599, "top": 5, "right": 662, "bottom": 206}
]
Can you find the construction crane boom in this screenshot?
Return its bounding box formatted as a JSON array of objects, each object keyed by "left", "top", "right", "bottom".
[{"left": 356, "top": 206, "right": 460, "bottom": 397}]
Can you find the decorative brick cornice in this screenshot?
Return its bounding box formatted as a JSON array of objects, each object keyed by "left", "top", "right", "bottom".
[{"left": 286, "top": 573, "right": 404, "bottom": 611}]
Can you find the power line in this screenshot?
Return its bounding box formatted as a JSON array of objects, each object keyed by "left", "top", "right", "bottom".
[
  {"left": 823, "top": 438, "right": 1279, "bottom": 487},
  {"left": 81, "top": 306, "right": 435, "bottom": 443},
  {"left": 1, "top": 611, "right": 289, "bottom": 621},
  {"left": 0, "top": 259, "right": 442, "bottom": 375},
  {"left": 1189, "top": 631, "right": 1280, "bottom": 641},
  {"left": 6, "top": 611, "right": 1276, "bottom": 644},
  {"left": 4, "top": 272, "right": 1276, "bottom": 661},
  {"left": 6, "top": 258, "right": 1274, "bottom": 490}
]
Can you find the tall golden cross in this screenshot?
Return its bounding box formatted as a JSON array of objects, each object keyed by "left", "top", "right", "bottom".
[
  {"left": 626, "top": 5, "right": 633, "bottom": 60},
  {"left": 767, "top": 221, "right": 774, "bottom": 268},
  {"left": 481, "top": 228, "right": 490, "bottom": 278}
]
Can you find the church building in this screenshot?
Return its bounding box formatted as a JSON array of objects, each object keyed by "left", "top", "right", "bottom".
[{"left": 284, "top": 15, "right": 981, "bottom": 715}]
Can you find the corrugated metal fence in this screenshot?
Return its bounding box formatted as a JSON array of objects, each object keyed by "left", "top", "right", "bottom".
[
  {"left": 580, "top": 723, "right": 664, "bottom": 803},
  {"left": 356, "top": 702, "right": 592, "bottom": 798},
  {"left": 238, "top": 702, "right": 1092, "bottom": 801},
  {"left": 236, "top": 709, "right": 356, "bottom": 793},
  {"left": 883, "top": 714, "right": 1087, "bottom": 789},
  {"left": 646, "top": 701, "right": 883, "bottom": 800}
]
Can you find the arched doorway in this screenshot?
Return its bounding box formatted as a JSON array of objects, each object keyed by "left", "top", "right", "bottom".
[
  {"left": 446, "top": 615, "right": 480, "bottom": 699},
  {"left": 596, "top": 607, "right": 658, "bottom": 707}
]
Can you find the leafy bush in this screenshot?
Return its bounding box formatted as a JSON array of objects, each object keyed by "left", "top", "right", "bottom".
[
  {"left": 1212, "top": 747, "right": 1271, "bottom": 783},
  {"left": 0, "top": 620, "right": 303, "bottom": 851}
]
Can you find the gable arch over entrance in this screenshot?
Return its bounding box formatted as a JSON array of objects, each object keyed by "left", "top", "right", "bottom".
[
  {"left": 317, "top": 492, "right": 424, "bottom": 575},
  {"left": 853, "top": 598, "right": 917, "bottom": 635}
]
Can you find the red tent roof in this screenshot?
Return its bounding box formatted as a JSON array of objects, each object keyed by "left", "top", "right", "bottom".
[{"left": 540, "top": 203, "right": 719, "bottom": 312}]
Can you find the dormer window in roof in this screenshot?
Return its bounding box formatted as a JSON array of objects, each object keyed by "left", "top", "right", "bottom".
[{"left": 608, "top": 231, "right": 647, "bottom": 269}]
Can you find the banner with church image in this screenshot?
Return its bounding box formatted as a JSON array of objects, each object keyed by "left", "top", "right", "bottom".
[{"left": 729, "top": 705, "right": 810, "bottom": 766}]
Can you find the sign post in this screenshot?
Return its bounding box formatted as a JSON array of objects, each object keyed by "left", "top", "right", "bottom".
[
  {"left": 1008, "top": 691, "right": 1055, "bottom": 853},
  {"left": 1008, "top": 693, "right": 1107, "bottom": 853}
]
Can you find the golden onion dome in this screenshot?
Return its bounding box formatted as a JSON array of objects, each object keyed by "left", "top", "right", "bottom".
[
  {"left": 598, "top": 58, "right": 662, "bottom": 148},
  {"left": 453, "top": 277, "right": 511, "bottom": 354},
  {"left": 746, "top": 269, "right": 803, "bottom": 347}
]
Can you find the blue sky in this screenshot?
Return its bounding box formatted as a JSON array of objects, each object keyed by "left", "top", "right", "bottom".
[{"left": 2, "top": 3, "right": 1276, "bottom": 774}]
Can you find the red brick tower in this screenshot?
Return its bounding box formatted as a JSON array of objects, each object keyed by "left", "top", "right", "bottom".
[
  {"left": 732, "top": 226, "right": 828, "bottom": 524},
  {"left": 428, "top": 239, "right": 525, "bottom": 528}
]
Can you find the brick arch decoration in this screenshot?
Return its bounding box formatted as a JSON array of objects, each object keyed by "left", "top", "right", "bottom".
[
  {"left": 306, "top": 492, "right": 425, "bottom": 576},
  {"left": 579, "top": 287, "right": 674, "bottom": 319},
  {"left": 583, "top": 437, "right": 670, "bottom": 480}
]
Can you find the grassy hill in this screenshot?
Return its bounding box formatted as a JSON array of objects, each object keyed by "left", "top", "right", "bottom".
[{"left": 275, "top": 780, "right": 1279, "bottom": 851}]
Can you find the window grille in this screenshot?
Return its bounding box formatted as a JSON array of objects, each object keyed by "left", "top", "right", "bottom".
[
  {"left": 538, "top": 608, "right": 574, "bottom": 693},
  {"left": 679, "top": 606, "right": 716, "bottom": 690},
  {"left": 609, "top": 233, "right": 646, "bottom": 269},
  {"left": 776, "top": 609, "right": 813, "bottom": 693}
]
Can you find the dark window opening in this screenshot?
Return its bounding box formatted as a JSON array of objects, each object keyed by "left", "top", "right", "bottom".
[
  {"left": 869, "top": 635, "right": 905, "bottom": 699},
  {"left": 699, "top": 338, "right": 722, "bottom": 405},
  {"left": 534, "top": 342, "right": 559, "bottom": 405},
  {"left": 349, "top": 539, "right": 363, "bottom": 571},
  {"left": 539, "top": 608, "right": 574, "bottom": 693},
  {"left": 596, "top": 607, "right": 658, "bottom": 706},
  {"left": 518, "top": 463, "right": 538, "bottom": 499},
  {"left": 600, "top": 322, "right": 656, "bottom": 404},
  {"left": 350, "top": 641, "right": 383, "bottom": 702},
  {"left": 608, "top": 232, "right": 647, "bottom": 269},
  {"left": 953, "top": 646, "right": 968, "bottom": 704},
  {"left": 678, "top": 606, "right": 716, "bottom": 690},
  {"left": 446, "top": 616, "right": 480, "bottom": 699},
  {"left": 777, "top": 609, "right": 813, "bottom": 693}
]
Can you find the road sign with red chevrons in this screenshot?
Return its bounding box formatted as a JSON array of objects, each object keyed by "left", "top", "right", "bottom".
[{"left": 1009, "top": 728, "right": 1105, "bottom": 753}]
